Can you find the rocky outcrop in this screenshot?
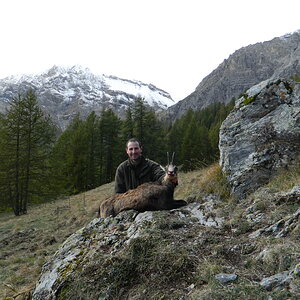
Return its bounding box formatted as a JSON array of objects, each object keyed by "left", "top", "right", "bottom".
[
  {"left": 31, "top": 185, "right": 300, "bottom": 299},
  {"left": 32, "top": 201, "right": 224, "bottom": 300},
  {"left": 219, "top": 79, "right": 300, "bottom": 199},
  {"left": 166, "top": 30, "right": 300, "bottom": 121}
]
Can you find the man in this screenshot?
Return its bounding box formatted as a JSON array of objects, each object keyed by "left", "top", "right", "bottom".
[{"left": 114, "top": 138, "right": 166, "bottom": 193}]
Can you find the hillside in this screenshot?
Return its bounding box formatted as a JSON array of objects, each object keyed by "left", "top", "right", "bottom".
[
  {"left": 166, "top": 30, "right": 300, "bottom": 121},
  {"left": 0, "top": 161, "right": 299, "bottom": 299}
]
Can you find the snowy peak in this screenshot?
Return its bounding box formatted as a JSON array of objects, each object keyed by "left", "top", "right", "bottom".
[
  {"left": 38, "top": 65, "right": 174, "bottom": 108},
  {"left": 103, "top": 75, "right": 174, "bottom": 107},
  {"left": 0, "top": 65, "right": 175, "bottom": 130}
]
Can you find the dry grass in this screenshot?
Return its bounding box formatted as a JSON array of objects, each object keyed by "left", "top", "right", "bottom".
[
  {"left": 175, "top": 163, "right": 231, "bottom": 202},
  {"left": 267, "top": 159, "right": 300, "bottom": 192},
  {"left": 0, "top": 182, "right": 114, "bottom": 299}
]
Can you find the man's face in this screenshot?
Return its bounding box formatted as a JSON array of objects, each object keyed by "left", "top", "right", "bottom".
[{"left": 126, "top": 142, "right": 142, "bottom": 160}]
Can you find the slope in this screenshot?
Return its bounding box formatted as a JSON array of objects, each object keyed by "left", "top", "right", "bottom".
[{"left": 1, "top": 161, "right": 299, "bottom": 299}]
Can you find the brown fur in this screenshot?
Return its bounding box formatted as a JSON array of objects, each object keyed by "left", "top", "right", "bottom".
[{"left": 99, "top": 175, "right": 187, "bottom": 218}]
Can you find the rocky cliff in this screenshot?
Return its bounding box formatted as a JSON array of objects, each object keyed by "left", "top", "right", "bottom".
[
  {"left": 219, "top": 78, "right": 300, "bottom": 199},
  {"left": 166, "top": 30, "right": 300, "bottom": 121}
]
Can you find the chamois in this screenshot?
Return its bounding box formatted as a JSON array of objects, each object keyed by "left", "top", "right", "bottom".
[{"left": 99, "top": 152, "right": 187, "bottom": 218}]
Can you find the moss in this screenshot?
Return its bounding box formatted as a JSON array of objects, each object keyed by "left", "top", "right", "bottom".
[
  {"left": 58, "top": 250, "right": 85, "bottom": 283},
  {"left": 291, "top": 75, "right": 300, "bottom": 82},
  {"left": 243, "top": 94, "right": 258, "bottom": 105},
  {"left": 151, "top": 211, "right": 186, "bottom": 230}
]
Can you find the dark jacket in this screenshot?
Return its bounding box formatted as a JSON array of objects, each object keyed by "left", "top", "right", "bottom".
[{"left": 114, "top": 156, "right": 165, "bottom": 193}]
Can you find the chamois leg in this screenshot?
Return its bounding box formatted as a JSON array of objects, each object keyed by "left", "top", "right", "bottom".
[
  {"left": 168, "top": 200, "right": 187, "bottom": 209},
  {"left": 100, "top": 199, "right": 116, "bottom": 218}
]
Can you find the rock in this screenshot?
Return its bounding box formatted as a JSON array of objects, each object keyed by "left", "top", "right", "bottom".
[
  {"left": 275, "top": 185, "right": 300, "bottom": 205},
  {"left": 219, "top": 80, "right": 300, "bottom": 199},
  {"left": 184, "top": 199, "right": 224, "bottom": 228},
  {"left": 215, "top": 273, "right": 238, "bottom": 283},
  {"left": 260, "top": 271, "right": 293, "bottom": 291},
  {"left": 249, "top": 187, "right": 300, "bottom": 239}
]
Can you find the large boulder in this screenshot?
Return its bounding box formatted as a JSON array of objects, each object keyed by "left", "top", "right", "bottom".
[{"left": 219, "top": 79, "right": 300, "bottom": 199}]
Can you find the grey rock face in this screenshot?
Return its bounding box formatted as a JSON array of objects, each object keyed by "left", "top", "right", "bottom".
[
  {"left": 30, "top": 183, "right": 300, "bottom": 299},
  {"left": 166, "top": 30, "right": 300, "bottom": 121},
  {"left": 219, "top": 79, "right": 300, "bottom": 199}
]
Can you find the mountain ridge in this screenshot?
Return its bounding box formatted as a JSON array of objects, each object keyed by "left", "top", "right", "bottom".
[
  {"left": 0, "top": 65, "right": 175, "bottom": 130},
  {"left": 165, "top": 30, "right": 300, "bottom": 121}
]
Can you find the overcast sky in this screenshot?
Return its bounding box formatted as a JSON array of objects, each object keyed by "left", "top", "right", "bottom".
[{"left": 1, "top": 0, "right": 299, "bottom": 101}]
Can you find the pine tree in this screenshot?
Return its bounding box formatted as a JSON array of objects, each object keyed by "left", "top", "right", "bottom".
[
  {"left": 51, "top": 114, "right": 88, "bottom": 194},
  {"left": 132, "top": 97, "right": 147, "bottom": 146},
  {"left": 0, "top": 90, "right": 56, "bottom": 215},
  {"left": 121, "top": 107, "right": 134, "bottom": 142},
  {"left": 85, "top": 112, "right": 98, "bottom": 189},
  {"left": 97, "top": 109, "right": 121, "bottom": 184},
  {"left": 131, "top": 97, "right": 167, "bottom": 163}
]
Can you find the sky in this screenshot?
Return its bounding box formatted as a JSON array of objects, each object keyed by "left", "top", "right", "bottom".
[{"left": 1, "top": 0, "right": 300, "bottom": 102}]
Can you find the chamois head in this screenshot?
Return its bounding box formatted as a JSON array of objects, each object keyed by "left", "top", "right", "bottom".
[
  {"left": 163, "top": 152, "right": 178, "bottom": 185},
  {"left": 166, "top": 152, "right": 177, "bottom": 176}
]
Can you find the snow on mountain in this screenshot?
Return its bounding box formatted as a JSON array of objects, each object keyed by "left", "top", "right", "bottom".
[
  {"left": 103, "top": 75, "right": 174, "bottom": 107},
  {"left": 0, "top": 65, "right": 175, "bottom": 130}
]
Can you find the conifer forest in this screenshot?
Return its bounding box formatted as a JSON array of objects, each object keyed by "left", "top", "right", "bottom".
[{"left": 0, "top": 90, "right": 234, "bottom": 215}]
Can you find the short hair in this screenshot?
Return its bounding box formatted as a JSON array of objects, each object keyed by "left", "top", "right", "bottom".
[{"left": 126, "top": 138, "right": 142, "bottom": 148}]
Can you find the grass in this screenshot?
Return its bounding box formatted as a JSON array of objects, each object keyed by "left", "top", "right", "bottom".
[
  {"left": 267, "top": 158, "right": 300, "bottom": 192},
  {"left": 0, "top": 160, "right": 300, "bottom": 299},
  {"left": 0, "top": 182, "right": 114, "bottom": 299},
  {"left": 175, "top": 162, "right": 231, "bottom": 202}
]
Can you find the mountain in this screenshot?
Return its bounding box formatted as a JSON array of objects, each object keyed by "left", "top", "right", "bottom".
[
  {"left": 166, "top": 30, "right": 300, "bottom": 120},
  {"left": 0, "top": 65, "right": 175, "bottom": 130}
]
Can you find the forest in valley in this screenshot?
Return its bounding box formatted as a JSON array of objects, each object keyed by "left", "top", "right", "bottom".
[{"left": 0, "top": 90, "right": 234, "bottom": 215}]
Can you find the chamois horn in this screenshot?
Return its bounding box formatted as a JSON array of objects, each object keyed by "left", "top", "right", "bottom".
[
  {"left": 167, "top": 152, "right": 175, "bottom": 165},
  {"left": 171, "top": 152, "right": 175, "bottom": 164}
]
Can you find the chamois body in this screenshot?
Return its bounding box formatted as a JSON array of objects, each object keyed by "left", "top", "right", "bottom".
[{"left": 99, "top": 153, "right": 186, "bottom": 218}]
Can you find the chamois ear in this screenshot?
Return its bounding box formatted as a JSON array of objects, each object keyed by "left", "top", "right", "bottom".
[
  {"left": 160, "top": 165, "right": 167, "bottom": 172},
  {"left": 177, "top": 164, "right": 183, "bottom": 171}
]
